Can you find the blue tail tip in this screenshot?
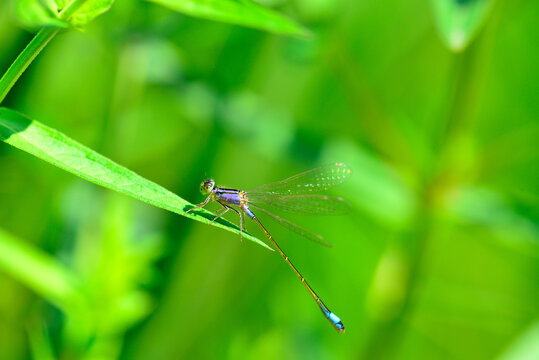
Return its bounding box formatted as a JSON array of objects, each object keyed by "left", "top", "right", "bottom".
[{"left": 328, "top": 312, "right": 345, "bottom": 333}]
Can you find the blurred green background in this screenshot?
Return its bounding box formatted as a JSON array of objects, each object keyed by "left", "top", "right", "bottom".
[{"left": 1, "top": 0, "right": 538, "bottom": 359}]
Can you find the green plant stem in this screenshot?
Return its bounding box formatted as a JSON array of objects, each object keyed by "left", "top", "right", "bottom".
[
  {"left": 58, "top": 0, "right": 89, "bottom": 20},
  {"left": 0, "top": 28, "right": 59, "bottom": 104},
  {"left": 0, "top": 0, "right": 88, "bottom": 104}
]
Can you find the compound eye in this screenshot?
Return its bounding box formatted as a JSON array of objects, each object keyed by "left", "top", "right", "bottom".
[{"left": 200, "top": 179, "right": 214, "bottom": 194}]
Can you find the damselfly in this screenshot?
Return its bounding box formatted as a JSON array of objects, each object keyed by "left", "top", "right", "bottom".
[{"left": 186, "top": 163, "right": 352, "bottom": 332}]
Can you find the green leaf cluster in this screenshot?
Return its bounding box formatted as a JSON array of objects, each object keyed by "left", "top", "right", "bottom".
[{"left": 14, "top": 0, "right": 114, "bottom": 28}]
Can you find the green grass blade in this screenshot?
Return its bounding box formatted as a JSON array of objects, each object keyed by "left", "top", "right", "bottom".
[
  {"left": 431, "top": 0, "right": 494, "bottom": 52},
  {"left": 147, "top": 0, "right": 310, "bottom": 38},
  {"left": 0, "top": 228, "right": 84, "bottom": 312},
  {"left": 0, "top": 108, "right": 271, "bottom": 250}
]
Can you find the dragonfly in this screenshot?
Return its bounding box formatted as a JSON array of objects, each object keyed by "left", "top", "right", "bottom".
[{"left": 186, "top": 163, "right": 352, "bottom": 333}]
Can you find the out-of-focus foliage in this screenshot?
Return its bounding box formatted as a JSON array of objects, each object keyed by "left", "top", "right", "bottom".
[
  {"left": 147, "top": 0, "right": 309, "bottom": 37},
  {"left": 0, "top": 0, "right": 537, "bottom": 359},
  {"left": 431, "top": 0, "right": 495, "bottom": 51}
]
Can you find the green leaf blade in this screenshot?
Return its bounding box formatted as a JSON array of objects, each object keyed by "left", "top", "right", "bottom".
[
  {"left": 0, "top": 228, "right": 83, "bottom": 312},
  {"left": 147, "top": 0, "right": 310, "bottom": 37},
  {"left": 0, "top": 108, "right": 271, "bottom": 250},
  {"left": 431, "top": 0, "right": 494, "bottom": 52}
]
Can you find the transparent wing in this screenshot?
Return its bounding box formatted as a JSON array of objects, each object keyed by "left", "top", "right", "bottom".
[
  {"left": 247, "top": 194, "right": 351, "bottom": 215},
  {"left": 248, "top": 203, "right": 332, "bottom": 247},
  {"left": 247, "top": 163, "right": 352, "bottom": 196}
]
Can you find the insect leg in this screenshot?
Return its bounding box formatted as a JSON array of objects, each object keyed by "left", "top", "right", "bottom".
[{"left": 185, "top": 194, "right": 213, "bottom": 214}]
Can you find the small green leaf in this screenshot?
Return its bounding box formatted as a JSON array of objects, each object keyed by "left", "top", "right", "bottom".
[
  {"left": 68, "top": 0, "right": 114, "bottom": 26},
  {"left": 14, "top": 0, "right": 69, "bottom": 28},
  {"left": 12, "top": 0, "right": 114, "bottom": 28},
  {"left": 431, "top": 0, "right": 494, "bottom": 52},
  {"left": 147, "top": 0, "right": 309, "bottom": 37},
  {"left": 0, "top": 108, "right": 271, "bottom": 250},
  {"left": 55, "top": 0, "right": 70, "bottom": 9}
]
